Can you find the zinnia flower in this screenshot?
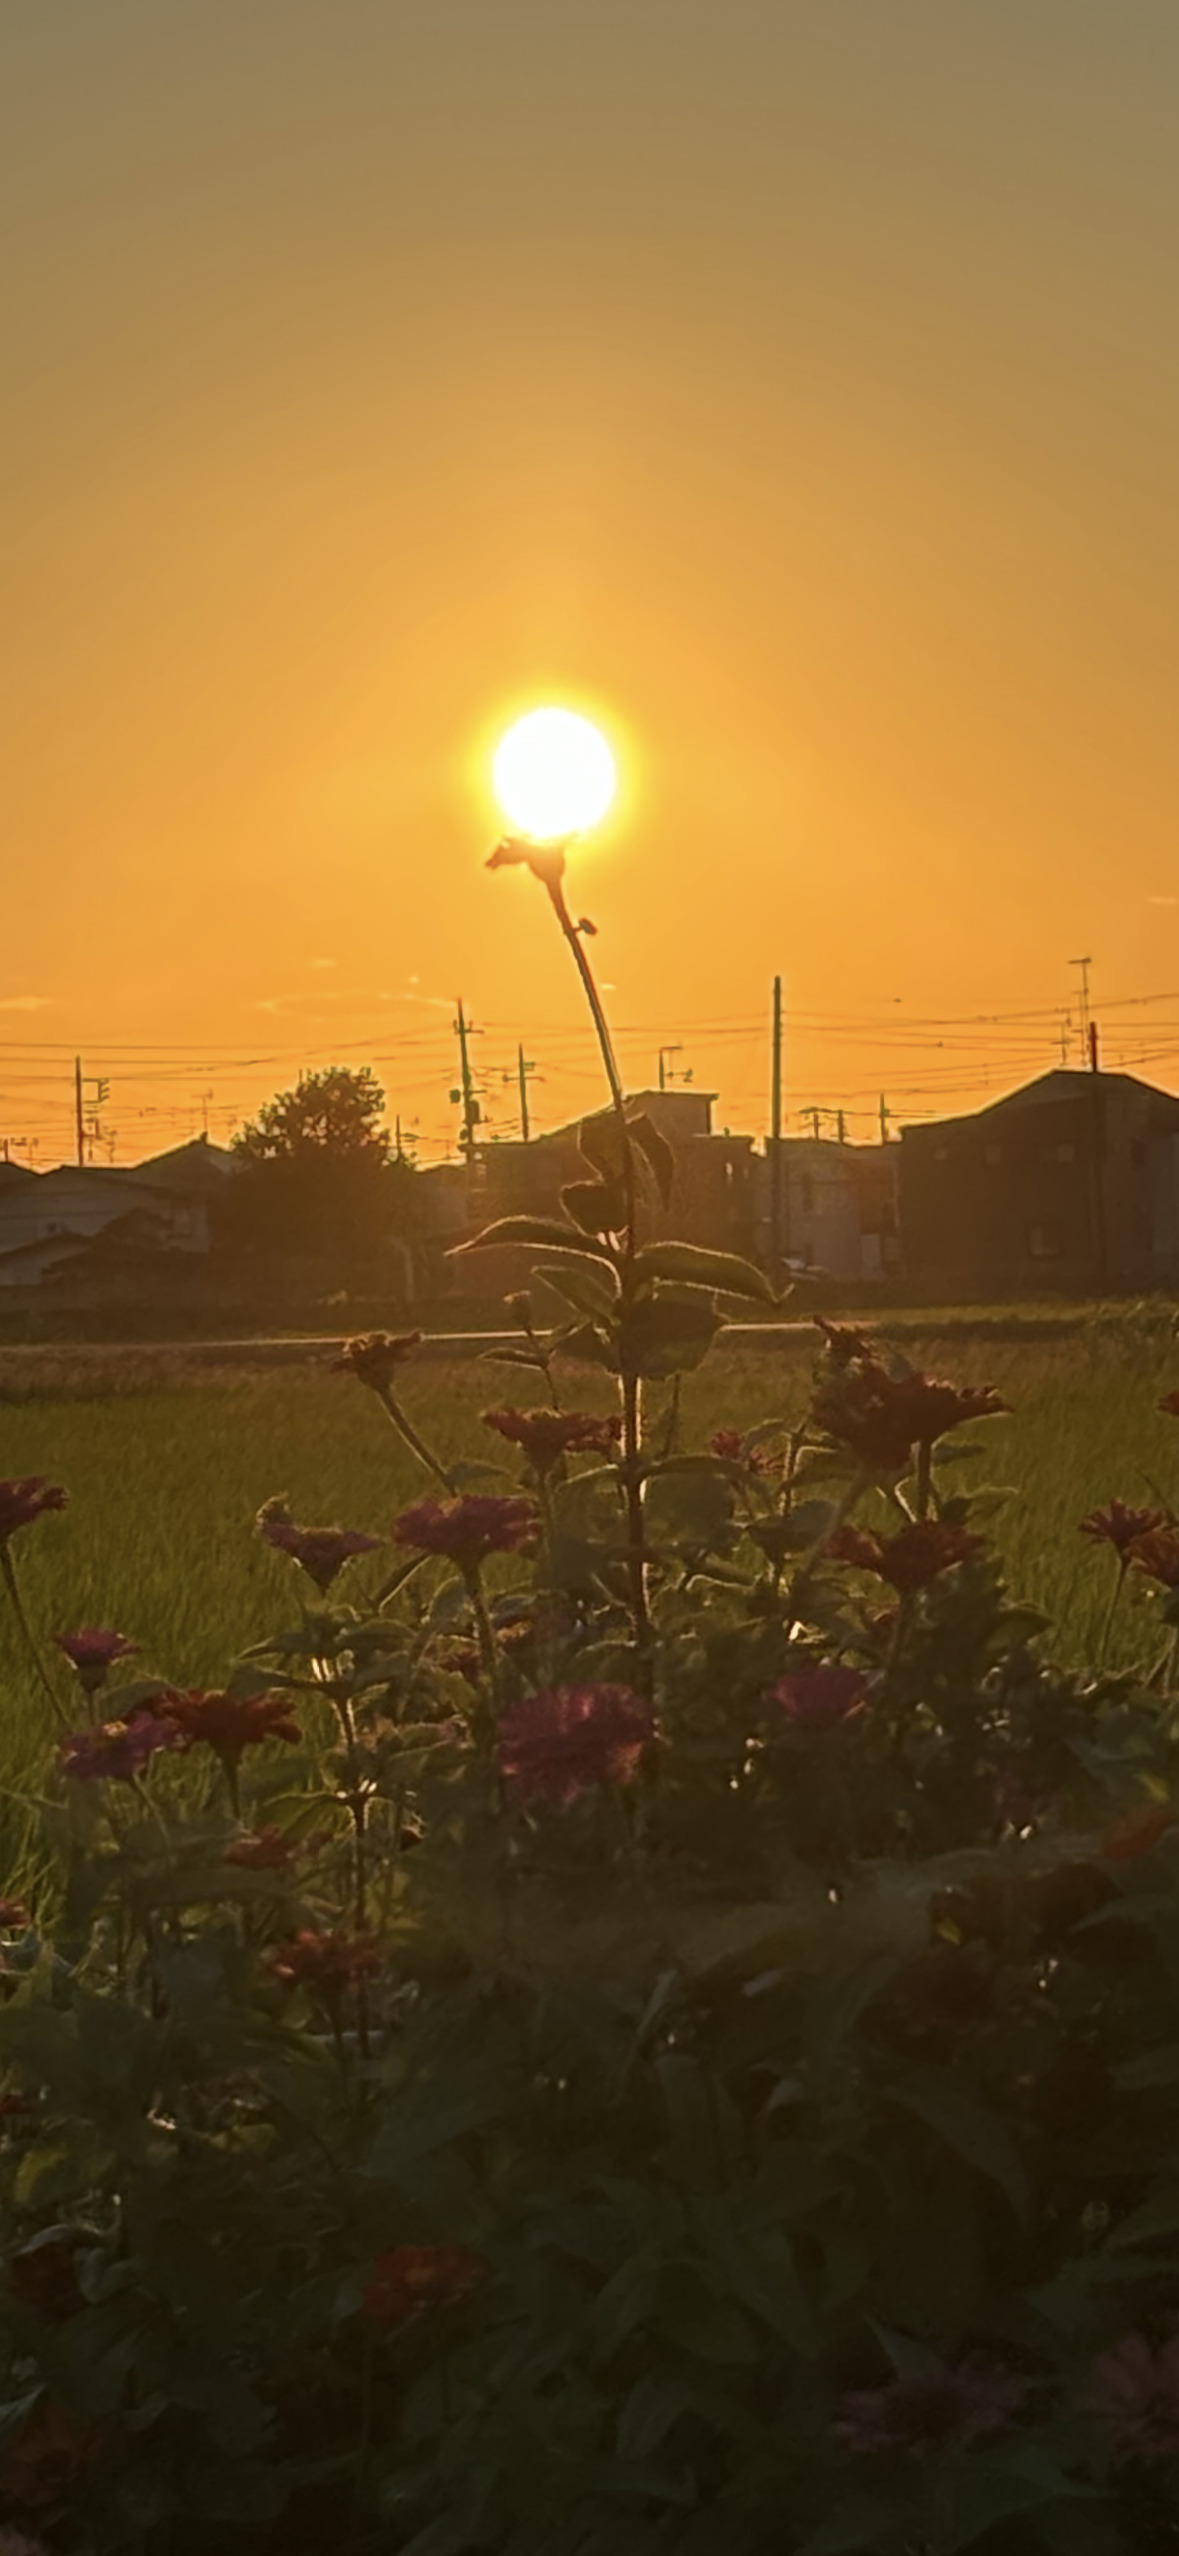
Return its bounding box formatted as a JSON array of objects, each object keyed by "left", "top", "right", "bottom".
[
  {"left": 0, "top": 1479, "right": 67, "bottom": 1545},
  {"left": 498, "top": 1683, "right": 653, "bottom": 1808},
  {"left": 826, "top": 1519, "right": 983, "bottom": 1594},
  {"left": 773, "top": 1663, "right": 867, "bottom": 1728},
  {"left": 0, "top": 1901, "right": 28, "bottom": 1930},
  {"left": 393, "top": 1493, "right": 537, "bottom": 1572},
  {"left": 268, "top": 1929, "right": 380, "bottom": 1999},
  {"left": 814, "top": 1315, "right": 877, "bottom": 1367},
  {"left": 362, "top": 2243, "right": 486, "bottom": 2329},
  {"left": 1158, "top": 1389, "right": 1179, "bottom": 1419},
  {"left": 53, "top": 1627, "right": 137, "bottom": 1694},
  {"left": 1127, "top": 1526, "right": 1179, "bottom": 1589},
  {"left": 1089, "top": 2330, "right": 1179, "bottom": 2462},
  {"left": 334, "top": 1331, "right": 421, "bottom": 1392},
  {"left": 160, "top": 1688, "right": 302, "bottom": 1770},
  {"left": 481, "top": 1406, "right": 620, "bottom": 1473},
  {"left": 812, "top": 1356, "right": 1007, "bottom": 1476},
  {"left": 708, "top": 1428, "right": 779, "bottom": 1473},
  {"left": 256, "top": 1503, "right": 383, "bottom": 1592},
  {"left": 1102, "top": 1803, "right": 1179, "bottom": 1864},
  {"left": 1080, "top": 1502, "right": 1169, "bottom": 1563},
  {"left": 59, "top": 1717, "right": 183, "bottom": 1784},
  {"left": 834, "top": 2359, "right": 1025, "bottom": 2454}
]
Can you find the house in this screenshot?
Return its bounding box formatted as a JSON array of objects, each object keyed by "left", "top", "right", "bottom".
[
  {"left": 0, "top": 1137, "right": 237, "bottom": 1290},
  {"left": 760, "top": 1139, "right": 901, "bottom": 1282},
  {"left": 898, "top": 1069, "right": 1179, "bottom": 1294}
]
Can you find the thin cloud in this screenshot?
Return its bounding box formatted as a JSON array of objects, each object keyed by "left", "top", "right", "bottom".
[
  {"left": 1147, "top": 897, "right": 1178, "bottom": 907},
  {"left": 0, "top": 994, "right": 50, "bottom": 1011}
]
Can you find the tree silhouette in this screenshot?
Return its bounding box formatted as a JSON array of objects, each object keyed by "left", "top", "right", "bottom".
[{"left": 223, "top": 1067, "right": 417, "bottom": 1284}]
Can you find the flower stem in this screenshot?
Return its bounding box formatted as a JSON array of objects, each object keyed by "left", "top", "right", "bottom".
[
  {"left": 1099, "top": 1563, "right": 1124, "bottom": 1667},
  {"left": 465, "top": 1568, "right": 502, "bottom": 1732},
  {"left": 376, "top": 1385, "right": 457, "bottom": 1495},
  {"left": 0, "top": 1547, "right": 69, "bottom": 1729}
]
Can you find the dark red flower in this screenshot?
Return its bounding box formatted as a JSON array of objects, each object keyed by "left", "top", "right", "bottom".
[
  {"left": 268, "top": 1928, "right": 380, "bottom": 2000},
  {"left": 0, "top": 2396, "right": 97, "bottom": 2509},
  {"left": 0, "top": 1480, "right": 67, "bottom": 1545},
  {"left": 60, "top": 1716, "right": 183, "bottom": 1784},
  {"left": 362, "top": 2242, "right": 486, "bottom": 2329},
  {"left": 1080, "top": 1502, "right": 1169, "bottom": 1563},
  {"left": 256, "top": 1507, "right": 383, "bottom": 1592},
  {"left": 393, "top": 1493, "right": 537, "bottom": 1571},
  {"left": 773, "top": 1663, "right": 867, "bottom": 1728},
  {"left": 1103, "top": 1803, "right": 1179, "bottom": 1865},
  {"left": 498, "top": 1684, "right": 654, "bottom": 1808},
  {"left": 334, "top": 1331, "right": 421, "bottom": 1392},
  {"left": 8, "top": 2230, "right": 87, "bottom": 2322},
  {"left": 814, "top": 1315, "right": 877, "bottom": 1366},
  {"left": 0, "top": 1901, "right": 28, "bottom": 1930},
  {"left": 162, "top": 1688, "right": 302, "bottom": 1769},
  {"left": 827, "top": 1519, "right": 983, "bottom": 1594},
  {"left": 1158, "top": 1390, "right": 1179, "bottom": 1419},
  {"left": 813, "top": 1354, "right": 1007, "bottom": 1475},
  {"left": 1127, "top": 1526, "right": 1179, "bottom": 1590},
  {"left": 481, "top": 1406, "right": 620, "bottom": 1474},
  {"left": 223, "top": 1827, "right": 296, "bottom": 1872},
  {"left": 708, "top": 1427, "right": 779, "bottom": 1473},
  {"left": 1089, "top": 2331, "right": 1179, "bottom": 2462},
  {"left": 53, "top": 1627, "right": 137, "bottom": 1694},
  {"left": 834, "top": 2359, "right": 1025, "bottom": 2454}
]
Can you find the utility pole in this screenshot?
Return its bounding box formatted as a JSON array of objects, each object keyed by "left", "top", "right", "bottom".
[
  {"left": 453, "top": 1001, "right": 481, "bottom": 1156},
  {"left": 517, "top": 1044, "right": 537, "bottom": 1142},
  {"left": 879, "top": 1094, "right": 890, "bottom": 1144},
  {"left": 804, "top": 1107, "right": 822, "bottom": 1141},
  {"left": 658, "top": 1043, "right": 683, "bottom": 1092},
  {"left": 836, "top": 1108, "right": 846, "bottom": 1144},
  {"left": 769, "top": 974, "right": 783, "bottom": 1282},
  {"left": 74, "top": 1056, "right": 85, "bottom": 1168},
  {"left": 1089, "top": 1020, "right": 1100, "bottom": 1074}
]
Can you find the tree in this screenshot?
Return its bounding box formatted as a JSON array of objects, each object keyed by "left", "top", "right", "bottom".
[
  {"left": 234, "top": 1065, "right": 391, "bottom": 1165},
  {"left": 222, "top": 1067, "right": 418, "bottom": 1283}
]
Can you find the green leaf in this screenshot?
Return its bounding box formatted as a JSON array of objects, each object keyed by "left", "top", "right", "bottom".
[
  {"left": 562, "top": 1177, "right": 626, "bottom": 1234},
  {"left": 1112, "top": 2044, "right": 1179, "bottom": 2091},
  {"left": 795, "top": 2498, "right": 899, "bottom": 2556},
  {"left": 620, "top": 1289, "right": 723, "bottom": 1381},
  {"left": 628, "top": 1111, "right": 676, "bottom": 1207},
  {"left": 633, "top": 1240, "right": 777, "bottom": 1303},
  {"left": 579, "top": 1109, "right": 628, "bottom": 1182},
  {"left": 888, "top": 2067, "right": 1030, "bottom": 2221},
  {"left": 451, "top": 1214, "right": 617, "bottom": 1266},
  {"left": 534, "top": 1261, "right": 620, "bottom": 1322}
]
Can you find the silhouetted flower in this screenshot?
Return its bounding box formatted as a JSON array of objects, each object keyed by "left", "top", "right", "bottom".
[
  {"left": 8, "top": 2230, "right": 87, "bottom": 2322},
  {"left": 709, "top": 1427, "right": 779, "bottom": 1473},
  {"left": 268, "top": 1929, "right": 379, "bottom": 2001},
  {"left": 53, "top": 1627, "right": 137, "bottom": 1694},
  {"left": 0, "top": 2397, "right": 97, "bottom": 2508},
  {"left": 362, "top": 2244, "right": 486, "bottom": 2329},
  {"left": 813, "top": 1356, "right": 1007, "bottom": 1475},
  {"left": 773, "top": 1663, "right": 867, "bottom": 1728},
  {"left": 1080, "top": 1502, "right": 1169, "bottom": 1564},
  {"left": 827, "top": 1519, "right": 983, "bottom": 1593},
  {"left": 223, "top": 1827, "right": 296, "bottom": 1872},
  {"left": 1127, "top": 1526, "right": 1179, "bottom": 1589},
  {"left": 0, "top": 1480, "right": 67, "bottom": 1545},
  {"left": 1103, "top": 1803, "right": 1179, "bottom": 1864},
  {"left": 1158, "top": 1389, "right": 1179, "bottom": 1420},
  {"left": 60, "top": 1717, "right": 182, "bottom": 1784},
  {"left": 498, "top": 1684, "right": 653, "bottom": 1808},
  {"left": 834, "top": 2359, "right": 1025, "bottom": 2454},
  {"left": 481, "top": 1406, "right": 620, "bottom": 1473},
  {"left": 1089, "top": 2331, "right": 1179, "bottom": 2462},
  {"left": 161, "top": 1688, "right": 302, "bottom": 1774},
  {"left": 814, "top": 1315, "right": 876, "bottom": 1366},
  {"left": 393, "top": 1493, "right": 537, "bottom": 1572},
  {"left": 334, "top": 1331, "right": 421, "bottom": 1392},
  {"left": 256, "top": 1503, "right": 383, "bottom": 1592}
]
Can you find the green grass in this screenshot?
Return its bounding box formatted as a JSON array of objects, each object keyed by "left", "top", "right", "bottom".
[{"left": 2, "top": 1323, "right": 1178, "bottom": 1800}]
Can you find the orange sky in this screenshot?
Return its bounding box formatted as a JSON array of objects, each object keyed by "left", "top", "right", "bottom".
[{"left": 3, "top": 2, "right": 1179, "bottom": 1165}]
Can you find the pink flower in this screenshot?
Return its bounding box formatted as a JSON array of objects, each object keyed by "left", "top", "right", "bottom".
[
  {"left": 60, "top": 1717, "right": 183, "bottom": 1784},
  {"left": 481, "top": 1407, "right": 620, "bottom": 1474},
  {"left": 393, "top": 1493, "right": 537, "bottom": 1572},
  {"left": 334, "top": 1331, "right": 421, "bottom": 1392},
  {"left": 362, "top": 2244, "right": 486, "bottom": 2329},
  {"left": 54, "top": 1627, "right": 137, "bottom": 1694},
  {"left": 708, "top": 1428, "right": 778, "bottom": 1474},
  {"left": 498, "top": 1684, "right": 653, "bottom": 1808},
  {"left": 773, "top": 1663, "right": 867, "bottom": 1728},
  {"left": 1080, "top": 1502, "right": 1168, "bottom": 1563},
  {"left": 0, "top": 1479, "right": 67, "bottom": 1544},
  {"left": 827, "top": 1519, "right": 984, "bottom": 1594},
  {"left": 257, "top": 1508, "right": 383, "bottom": 1592},
  {"left": 834, "top": 2359, "right": 1026, "bottom": 2454},
  {"left": 1089, "top": 2331, "right": 1179, "bottom": 2462}
]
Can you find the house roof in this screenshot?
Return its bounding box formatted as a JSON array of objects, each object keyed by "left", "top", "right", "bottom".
[
  {"left": 131, "top": 1136, "right": 237, "bottom": 1189},
  {"left": 903, "top": 1068, "right": 1179, "bottom": 1139}
]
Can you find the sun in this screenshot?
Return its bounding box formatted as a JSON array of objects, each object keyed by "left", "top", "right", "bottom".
[{"left": 492, "top": 706, "right": 616, "bottom": 842}]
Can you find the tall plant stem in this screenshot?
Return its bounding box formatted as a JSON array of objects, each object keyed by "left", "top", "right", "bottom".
[
  {"left": 1099, "top": 1565, "right": 1124, "bottom": 1667},
  {"left": 377, "top": 1386, "right": 457, "bottom": 1495},
  {"left": 0, "top": 1549, "right": 69, "bottom": 1730},
  {"left": 332, "top": 1683, "right": 372, "bottom": 2062},
  {"left": 465, "top": 1570, "right": 503, "bottom": 1732},
  {"left": 544, "top": 869, "right": 652, "bottom": 1683}
]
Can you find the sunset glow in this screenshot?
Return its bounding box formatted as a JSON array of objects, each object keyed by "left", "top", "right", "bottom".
[{"left": 492, "top": 709, "right": 617, "bottom": 843}]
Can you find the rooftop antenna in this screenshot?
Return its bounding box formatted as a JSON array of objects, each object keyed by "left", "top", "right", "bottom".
[{"left": 1069, "top": 956, "right": 1092, "bottom": 1050}]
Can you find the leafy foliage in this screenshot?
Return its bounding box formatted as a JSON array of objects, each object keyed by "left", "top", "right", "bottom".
[{"left": 4, "top": 1310, "right": 1179, "bottom": 2552}]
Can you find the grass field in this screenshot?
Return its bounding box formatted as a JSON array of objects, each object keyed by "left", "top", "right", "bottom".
[{"left": 1, "top": 1316, "right": 1178, "bottom": 1798}]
